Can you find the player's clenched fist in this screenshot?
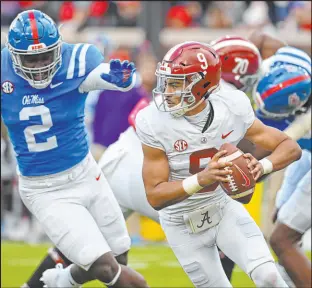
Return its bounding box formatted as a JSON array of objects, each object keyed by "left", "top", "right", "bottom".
[{"left": 197, "top": 150, "right": 233, "bottom": 188}]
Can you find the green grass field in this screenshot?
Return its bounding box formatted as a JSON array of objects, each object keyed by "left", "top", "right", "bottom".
[{"left": 1, "top": 241, "right": 311, "bottom": 288}]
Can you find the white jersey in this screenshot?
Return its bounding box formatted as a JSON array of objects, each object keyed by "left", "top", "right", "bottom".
[{"left": 136, "top": 85, "right": 255, "bottom": 216}]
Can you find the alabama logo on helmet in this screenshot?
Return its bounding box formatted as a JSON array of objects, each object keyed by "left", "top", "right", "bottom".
[
  {"left": 174, "top": 139, "right": 188, "bottom": 152},
  {"left": 2, "top": 81, "right": 14, "bottom": 94}
]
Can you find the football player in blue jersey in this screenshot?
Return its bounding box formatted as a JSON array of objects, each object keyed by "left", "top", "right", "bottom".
[
  {"left": 1, "top": 10, "right": 149, "bottom": 288},
  {"left": 253, "top": 48, "right": 311, "bottom": 288}
]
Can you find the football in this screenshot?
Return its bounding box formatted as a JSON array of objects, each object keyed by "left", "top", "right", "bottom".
[{"left": 218, "top": 143, "right": 256, "bottom": 204}]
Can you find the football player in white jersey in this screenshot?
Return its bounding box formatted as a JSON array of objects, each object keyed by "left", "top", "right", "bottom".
[
  {"left": 135, "top": 41, "right": 301, "bottom": 287},
  {"left": 23, "top": 35, "right": 300, "bottom": 287}
]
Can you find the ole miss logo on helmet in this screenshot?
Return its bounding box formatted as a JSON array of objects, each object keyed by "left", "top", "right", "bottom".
[
  {"left": 288, "top": 93, "right": 301, "bottom": 107},
  {"left": 174, "top": 140, "right": 188, "bottom": 152}
]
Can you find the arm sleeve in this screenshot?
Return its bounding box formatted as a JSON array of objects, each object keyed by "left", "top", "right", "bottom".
[{"left": 135, "top": 110, "right": 165, "bottom": 151}]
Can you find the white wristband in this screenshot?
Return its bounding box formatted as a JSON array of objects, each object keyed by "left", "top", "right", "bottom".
[
  {"left": 182, "top": 174, "right": 203, "bottom": 196},
  {"left": 259, "top": 158, "right": 273, "bottom": 175}
]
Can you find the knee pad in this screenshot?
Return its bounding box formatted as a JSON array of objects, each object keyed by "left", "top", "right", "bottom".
[
  {"left": 78, "top": 245, "right": 103, "bottom": 271},
  {"left": 183, "top": 262, "right": 209, "bottom": 287},
  {"left": 110, "top": 235, "right": 131, "bottom": 257},
  {"left": 251, "top": 261, "right": 288, "bottom": 288}
]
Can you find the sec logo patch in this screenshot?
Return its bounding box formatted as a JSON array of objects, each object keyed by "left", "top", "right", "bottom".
[
  {"left": 174, "top": 139, "right": 188, "bottom": 152},
  {"left": 2, "top": 81, "right": 14, "bottom": 94}
]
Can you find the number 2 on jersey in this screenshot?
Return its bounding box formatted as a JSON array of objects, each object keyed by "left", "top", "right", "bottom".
[
  {"left": 19, "top": 105, "right": 58, "bottom": 152},
  {"left": 189, "top": 148, "right": 219, "bottom": 192}
]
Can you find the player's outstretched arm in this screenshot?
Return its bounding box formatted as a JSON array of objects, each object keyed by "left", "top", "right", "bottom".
[
  {"left": 79, "top": 59, "right": 136, "bottom": 93},
  {"left": 141, "top": 144, "right": 232, "bottom": 210},
  {"left": 244, "top": 118, "right": 302, "bottom": 176},
  {"left": 248, "top": 30, "right": 287, "bottom": 59}
]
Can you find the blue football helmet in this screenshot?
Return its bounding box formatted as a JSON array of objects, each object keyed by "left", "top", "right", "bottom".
[
  {"left": 253, "top": 64, "right": 311, "bottom": 118},
  {"left": 271, "top": 46, "right": 311, "bottom": 76},
  {"left": 7, "top": 10, "right": 62, "bottom": 89}
]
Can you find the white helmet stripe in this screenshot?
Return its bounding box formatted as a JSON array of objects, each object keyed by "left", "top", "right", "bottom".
[
  {"left": 211, "top": 39, "right": 260, "bottom": 56},
  {"left": 277, "top": 47, "right": 311, "bottom": 64},
  {"left": 272, "top": 54, "right": 311, "bottom": 75},
  {"left": 164, "top": 41, "right": 201, "bottom": 61}
]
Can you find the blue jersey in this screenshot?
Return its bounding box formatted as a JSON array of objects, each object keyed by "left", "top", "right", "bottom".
[
  {"left": 1, "top": 43, "right": 104, "bottom": 176},
  {"left": 256, "top": 110, "right": 311, "bottom": 151}
]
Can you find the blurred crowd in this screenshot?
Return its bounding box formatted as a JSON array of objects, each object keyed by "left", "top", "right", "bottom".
[{"left": 1, "top": 1, "right": 311, "bottom": 31}]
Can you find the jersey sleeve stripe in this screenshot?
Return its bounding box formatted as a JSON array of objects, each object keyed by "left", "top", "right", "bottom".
[
  {"left": 78, "top": 44, "right": 91, "bottom": 77},
  {"left": 66, "top": 43, "right": 82, "bottom": 80}
]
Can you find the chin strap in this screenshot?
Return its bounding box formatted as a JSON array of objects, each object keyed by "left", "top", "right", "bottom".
[{"left": 202, "top": 101, "right": 214, "bottom": 133}]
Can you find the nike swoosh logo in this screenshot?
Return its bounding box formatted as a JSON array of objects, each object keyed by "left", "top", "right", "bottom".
[
  {"left": 50, "top": 82, "right": 63, "bottom": 89},
  {"left": 221, "top": 130, "right": 234, "bottom": 139},
  {"left": 234, "top": 164, "right": 251, "bottom": 187},
  {"left": 96, "top": 173, "right": 101, "bottom": 181}
]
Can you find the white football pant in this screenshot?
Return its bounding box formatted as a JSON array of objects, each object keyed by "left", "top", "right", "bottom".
[
  {"left": 277, "top": 149, "right": 311, "bottom": 233},
  {"left": 160, "top": 196, "right": 287, "bottom": 287},
  {"left": 18, "top": 152, "right": 131, "bottom": 271}
]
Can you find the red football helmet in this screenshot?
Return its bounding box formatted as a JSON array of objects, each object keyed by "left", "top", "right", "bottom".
[
  {"left": 210, "top": 36, "right": 262, "bottom": 92},
  {"left": 153, "top": 41, "right": 221, "bottom": 117}
]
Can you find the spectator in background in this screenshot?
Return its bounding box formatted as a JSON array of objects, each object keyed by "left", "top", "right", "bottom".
[
  {"left": 266, "top": 1, "right": 306, "bottom": 29},
  {"left": 166, "top": 5, "right": 192, "bottom": 28},
  {"left": 57, "top": 1, "right": 110, "bottom": 42},
  {"left": 240, "top": 1, "right": 310, "bottom": 31},
  {"left": 1, "top": 120, "right": 16, "bottom": 237},
  {"left": 115, "top": 1, "right": 142, "bottom": 27},
  {"left": 241, "top": 1, "right": 272, "bottom": 29},
  {"left": 182, "top": 1, "right": 204, "bottom": 27},
  {"left": 1, "top": 1, "right": 21, "bottom": 25},
  {"left": 133, "top": 40, "right": 157, "bottom": 95},
  {"left": 283, "top": 1, "right": 311, "bottom": 31},
  {"left": 204, "top": 1, "right": 249, "bottom": 28}
]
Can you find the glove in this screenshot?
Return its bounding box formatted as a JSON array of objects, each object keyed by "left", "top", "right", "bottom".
[{"left": 101, "top": 59, "right": 136, "bottom": 89}]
